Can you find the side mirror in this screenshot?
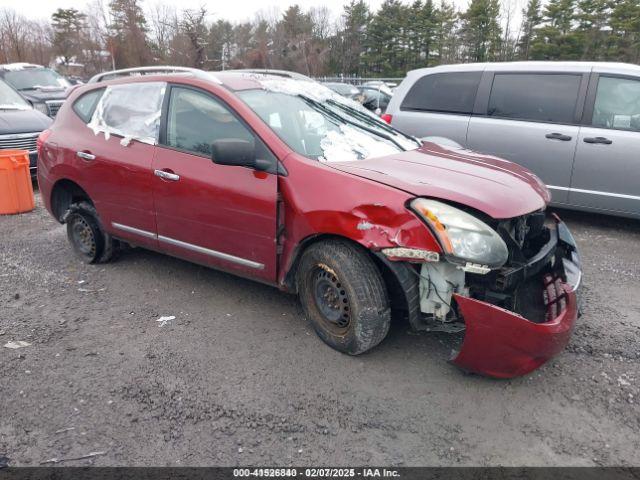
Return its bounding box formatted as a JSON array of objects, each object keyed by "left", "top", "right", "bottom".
[{"left": 211, "top": 138, "right": 256, "bottom": 168}]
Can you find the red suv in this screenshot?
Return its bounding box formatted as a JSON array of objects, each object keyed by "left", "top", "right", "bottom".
[{"left": 37, "top": 67, "right": 582, "bottom": 378}]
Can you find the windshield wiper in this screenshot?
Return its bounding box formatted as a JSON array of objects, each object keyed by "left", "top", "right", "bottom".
[
  {"left": 299, "top": 95, "right": 408, "bottom": 151},
  {"left": 19, "top": 85, "right": 62, "bottom": 91},
  {"left": 327, "top": 99, "right": 422, "bottom": 147}
]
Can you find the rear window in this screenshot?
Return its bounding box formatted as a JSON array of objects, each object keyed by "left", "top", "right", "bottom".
[
  {"left": 487, "top": 73, "right": 581, "bottom": 124},
  {"left": 400, "top": 72, "right": 482, "bottom": 114},
  {"left": 73, "top": 88, "right": 104, "bottom": 123}
]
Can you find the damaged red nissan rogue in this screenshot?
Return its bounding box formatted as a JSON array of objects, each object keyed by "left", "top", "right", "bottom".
[{"left": 37, "top": 67, "right": 582, "bottom": 378}]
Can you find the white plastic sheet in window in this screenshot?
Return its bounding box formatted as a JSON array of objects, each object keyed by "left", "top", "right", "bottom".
[{"left": 88, "top": 82, "right": 166, "bottom": 146}]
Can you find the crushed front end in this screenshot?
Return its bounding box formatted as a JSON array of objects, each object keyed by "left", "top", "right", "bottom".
[
  {"left": 380, "top": 206, "right": 582, "bottom": 379},
  {"left": 450, "top": 212, "right": 581, "bottom": 378}
]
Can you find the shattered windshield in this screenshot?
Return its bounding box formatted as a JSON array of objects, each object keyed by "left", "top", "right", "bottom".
[
  {"left": 0, "top": 79, "right": 30, "bottom": 110},
  {"left": 237, "top": 79, "right": 419, "bottom": 163},
  {"left": 4, "top": 68, "right": 70, "bottom": 91}
]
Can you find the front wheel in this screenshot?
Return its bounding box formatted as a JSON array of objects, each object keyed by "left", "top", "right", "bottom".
[{"left": 296, "top": 239, "right": 391, "bottom": 355}]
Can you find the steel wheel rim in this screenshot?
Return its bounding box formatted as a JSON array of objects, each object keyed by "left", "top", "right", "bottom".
[
  {"left": 312, "top": 266, "right": 351, "bottom": 332},
  {"left": 71, "top": 216, "right": 96, "bottom": 258}
]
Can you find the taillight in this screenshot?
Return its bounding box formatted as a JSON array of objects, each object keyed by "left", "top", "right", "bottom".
[
  {"left": 380, "top": 113, "right": 393, "bottom": 124},
  {"left": 37, "top": 129, "right": 52, "bottom": 155}
]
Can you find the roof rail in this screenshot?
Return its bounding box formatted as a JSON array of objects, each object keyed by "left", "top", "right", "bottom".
[{"left": 88, "top": 66, "right": 219, "bottom": 84}]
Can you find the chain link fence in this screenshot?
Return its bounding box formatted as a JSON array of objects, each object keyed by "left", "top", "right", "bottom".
[{"left": 313, "top": 76, "right": 404, "bottom": 86}]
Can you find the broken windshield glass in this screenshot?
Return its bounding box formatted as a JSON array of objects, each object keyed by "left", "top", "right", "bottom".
[{"left": 238, "top": 79, "right": 418, "bottom": 163}]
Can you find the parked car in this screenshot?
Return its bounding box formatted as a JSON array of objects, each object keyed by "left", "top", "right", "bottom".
[
  {"left": 0, "top": 78, "right": 52, "bottom": 175},
  {"left": 66, "top": 75, "right": 85, "bottom": 86},
  {"left": 357, "top": 85, "right": 393, "bottom": 114},
  {"left": 226, "top": 68, "right": 315, "bottom": 82},
  {"left": 0, "top": 63, "right": 70, "bottom": 118},
  {"left": 385, "top": 61, "right": 640, "bottom": 219},
  {"left": 323, "top": 82, "right": 360, "bottom": 99},
  {"left": 37, "top": 67, "right": 581, "bottom": 378},
  {"left": 363, "top": 80, "right": 397, "bottom": 93}
]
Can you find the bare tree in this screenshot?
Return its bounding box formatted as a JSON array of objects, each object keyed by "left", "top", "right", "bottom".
[
  {"left": 310, "top": 7, "right": 333, "bottom": 40},
  {"left": 148, "top": 2, "right": 177, "bottom": 63},
  {"left": 0, "top": 8, "right": 29, "bottom": 62},
  {"left": 85, "top": 0, "right": 115, "bottom": 71},
  {"left": 181, "top": 7, "right": 208, "bottom": 68},
  {"left": 500, "top": 0, "right": 520, "bottom": 60}
]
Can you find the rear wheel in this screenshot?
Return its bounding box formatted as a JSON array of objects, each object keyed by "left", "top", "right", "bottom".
[
  {"left": 65, "top": 202, "right": 116, "bottom": 264},
  {"left": 297, "top": 239, "right": 390, "bottom": 355}
]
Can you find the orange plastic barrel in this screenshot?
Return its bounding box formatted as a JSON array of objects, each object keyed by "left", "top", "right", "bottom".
[{"left": 0, "top": 150, "right": 35, "bottom": 215}]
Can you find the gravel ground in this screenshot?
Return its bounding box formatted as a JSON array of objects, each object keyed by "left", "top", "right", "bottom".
[{"left": 1, "top": 192, "right": 639, "bottom": 467}]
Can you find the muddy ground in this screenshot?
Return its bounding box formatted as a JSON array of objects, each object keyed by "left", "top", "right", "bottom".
[{"left": 1, "top": 193, "right": 639, "bottom": 467}]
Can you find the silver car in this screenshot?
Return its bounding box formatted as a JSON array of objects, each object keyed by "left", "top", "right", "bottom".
[{"left": 386, "top": 62, "right": 640, "bottom": 219}]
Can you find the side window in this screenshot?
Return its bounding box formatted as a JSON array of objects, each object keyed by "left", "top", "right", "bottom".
[
  {"left": 487, "top": 73, "right": 581, "bottom": 124},
  {"left": 73, "top": 88, "right": 104, "bottom": 123},
  {"left": 164, "top": 87, "right": 254, "bottom": 157},
  {"left": 592, "top": 76, "right": 640, "bottom": 132},
  {"left": 400, "top": 72, "right": 482, "bottom": 114},
  {"left": 89, "top": 82, "right": 165, "bottom": 144}
]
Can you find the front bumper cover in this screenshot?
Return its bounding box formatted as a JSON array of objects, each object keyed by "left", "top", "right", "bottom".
[{"left": 450, "top": 216, "right": 581, "bottom": 379}]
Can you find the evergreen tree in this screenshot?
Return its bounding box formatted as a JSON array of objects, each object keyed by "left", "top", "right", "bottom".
[
  {"left": 108, "top": 0, "right": 153, "bottom": 68},
  {"left": 417, "top": 0, "right": 438, "bottom": 67},
  {"left": 433, "top": 0, "right": 459, "bottom": 64},
  {"left": 517, "top": 0, "right": 542, "bottom": 59},
  {"left": 362, "top": 0, "right": 408, "bottom": 76},
  {"left": 341, "top": 0, "right": 369, "bottom": 75},
  {"left": 275, "top": 5, "right": 313, "bottom": 73},
  {"left": 609, "top": 0, "right": 640, "bottom": 62},
  {"left": 530, "top": 0, "right": 581, "bottom": 59},
  {"left": 249, "top": 20, "right": 271, "bottom": 68},
  {"left": 575, "top": 0, "right": 611, "bottom": 59},
  {"left": 51, "top": 8, "right": 87, "bottom": 66},
  {"left": 208, "top": 20, "right": 234, "bottom": 70},
  {"left": 460, "top": 0, "right": 502, "bottom": 62}
]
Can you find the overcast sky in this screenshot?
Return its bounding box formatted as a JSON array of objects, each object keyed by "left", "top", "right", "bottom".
[{"left": 2, "top": 0, "right": 392, "bottom": 23}]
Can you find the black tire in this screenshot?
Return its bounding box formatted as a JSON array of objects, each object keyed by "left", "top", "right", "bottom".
[
  {"left": 296, "top": 239, "right": 391, "bottom": 355},
  {"left": 65, "top": 201, "right": 116, "bottom": 264}
]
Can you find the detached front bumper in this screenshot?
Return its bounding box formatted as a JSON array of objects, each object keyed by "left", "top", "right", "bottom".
[{"left": 450, "top": 216, "right": 581, "bottom": 378}]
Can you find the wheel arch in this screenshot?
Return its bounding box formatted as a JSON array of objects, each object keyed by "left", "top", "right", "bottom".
[
  {"left": 282, "top": 233, "right": 416, "bottom": 322},
  {"left": 50, "top": 179, "right": 93, "bottom": 222}
]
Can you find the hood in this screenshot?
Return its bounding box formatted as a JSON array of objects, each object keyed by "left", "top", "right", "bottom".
[
  {"left": 19, "top": 89, "right": 67, "bottom": 103},
  {"left": 326, "top": 142, "right": 551, "bottom": 219},
  {"left": 0, "top": 108, "right": 52, "bottom": 134}
]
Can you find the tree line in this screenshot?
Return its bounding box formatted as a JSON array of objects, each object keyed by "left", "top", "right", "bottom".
[{"left": 0, "top": 0, "right": 638, "bottom": 79}]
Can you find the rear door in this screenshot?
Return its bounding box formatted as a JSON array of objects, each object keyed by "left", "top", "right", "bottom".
[
  {"left": 570, "top": 72, "right": 640, "bottom": 215},
  {"left": 467, "top": 70, "right": 589, "bottom": 204},
  {"left": 391, "top": 70, "right": 483, "bottom": 144},
  {"left": 153, "top": 85, "right": 278, "bottom": 282},
  {"left": 70, "top": 82, "right": 165, "bottom": 249}
]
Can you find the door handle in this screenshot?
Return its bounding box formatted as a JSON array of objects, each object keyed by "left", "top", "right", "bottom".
[
  {"left": 545, "top": 133, "right": 572, "bottom": 141},
  {"left": 154, "top": 169, "right": 180, "bottom": 181},
  {"left": 76, "top": 151, "right": 96, "bottom": 161},
  {"left": 583, "top": 136, "right": 612, "bottom": 145}
]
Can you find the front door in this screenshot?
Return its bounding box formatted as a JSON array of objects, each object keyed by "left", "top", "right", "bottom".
[
  {"left": 153, "top": 85, "right": 278, "bottom": 282},
  {"left": 570, "top": 74, "right": 640, "bottom": 215}
]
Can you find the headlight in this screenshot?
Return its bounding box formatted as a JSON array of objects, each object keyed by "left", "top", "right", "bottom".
[
  {"left": 33, "top": 103, "right": 49, "bottom": 116},
  {"left": 411, "top": 198, "right": 508, "bottom": 268}
]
